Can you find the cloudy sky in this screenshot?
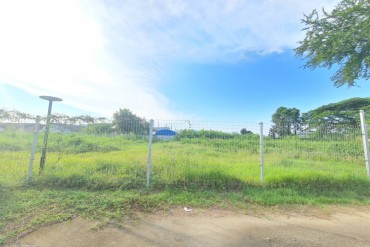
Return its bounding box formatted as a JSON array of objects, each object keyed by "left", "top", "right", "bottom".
[{"left": 1, "top": 0, "right": 370, "bottom": 123}]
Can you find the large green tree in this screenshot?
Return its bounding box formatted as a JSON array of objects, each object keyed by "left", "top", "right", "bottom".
[
  {"left": 270, "top": 107, "right": 301, "bottom": 137},
  {"left": 302, "top": 97, "right": 370, "bottom": 126},
  {"left": 295, "top": 0, "right": 370, "bottom": 87},
  {"left": 112, "top": 108, "right": 149, "bottom": 134}
]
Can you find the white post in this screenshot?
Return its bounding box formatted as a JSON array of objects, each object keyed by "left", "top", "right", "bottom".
[
  {"left": 259, "top": 122, "right": 265, "bottom": 184},
  {"left": 360, "top": 110, "right": 370, "bottom": 179},
  {"left": 28, "top": 116, "right": 41, "bottom": 180},
  {"left": 146, "top": 119, "right": 154, "bottom": 188}
]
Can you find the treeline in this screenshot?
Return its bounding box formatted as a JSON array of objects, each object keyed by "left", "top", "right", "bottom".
[
  {"left": 0, "top": 108, "right": 107, "bottom": 125},
  {"left": 0, "top": 109, "right": 36, "bottom": 123},
  {"left": 269, "top": 97, "right": 370, "bottom": 138},
  {"left": 1, "top": 108, "right": 255, "bottom": 137},
  {"left": 0, "top": 108, "right": 149, "bottom": 135}
]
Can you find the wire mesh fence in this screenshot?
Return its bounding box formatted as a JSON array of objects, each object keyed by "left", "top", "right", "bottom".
[
  {"left": 0, "top": 116, "right": 369, "bottom": 190},
  {"left": 1, "top": 124, "right": 35, "bottom": 186},
  {"left": 0, "top": 118, "right": 149, "bottom": 189},
  {"left": 150, "top": 120, "right": 261, "bottom": 189},
  {"left": 264, "top": 122, "right": 365, "bottom": 182}
]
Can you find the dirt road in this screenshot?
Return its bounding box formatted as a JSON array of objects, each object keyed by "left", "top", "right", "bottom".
[{"left": 12, "top": 207, "right": 370, "bottom": 247}]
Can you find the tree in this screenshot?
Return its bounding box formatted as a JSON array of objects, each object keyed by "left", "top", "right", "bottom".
[
  {"left": 0, "top": 109, "right": 35, "bottom": 122},
  {"left": 268, "top": 125, "right": 278, "bottom": 139},
  {"left": 112, "top": 108, "right": 149, "bottom": 134},
  {"left": 302, "top": 97, "right": 370, "bottom": 127},
  {"left": 0, "top": 109, "right": 10, "bottom": 121},
  {"left": 51, "top": 113, "right": 71, "bottom": 124},
  {"left": 240, "top": 128, "right": 252, "bottom": 135},
  {"left": 270, "top": 107, "right": 301, "bottom": 137},
  {"left": 295, "top": 0, "right": 370, "bottom": 87}
]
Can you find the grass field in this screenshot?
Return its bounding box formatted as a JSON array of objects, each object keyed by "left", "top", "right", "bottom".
[{"left": 1, "top": 127, "right": 370, "bottom": 245}]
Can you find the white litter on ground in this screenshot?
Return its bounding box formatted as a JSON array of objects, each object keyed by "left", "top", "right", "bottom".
[{"left": 184, "top": 207, "right": 193, "bottom": 212}]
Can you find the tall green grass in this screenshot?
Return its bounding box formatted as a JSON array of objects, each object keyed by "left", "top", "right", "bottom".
[
  {"left": 2, "top": 127, "right": 370, "bottom": 246},
  {"left": 0, "top": 128, "right": 367, "bottom": 190}
]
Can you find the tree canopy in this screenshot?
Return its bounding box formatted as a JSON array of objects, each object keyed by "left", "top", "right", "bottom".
[
  {"left": 240, "top": 128, "right": 252, "bottom": 135},
  {"left": 295, "top": 0, "right": 370, "bottom": 87},
  {"left": 269, "top": 107, "right": 301, "bottom": 137},
  {"left": 112, "top": 108, "right": 149, "bottom": 134},
  {"left": 302, "top": 97, "right": 370, "bottom": 126},
  {"left": 269, "top": 98, "right": 370, "bottom": 138}
]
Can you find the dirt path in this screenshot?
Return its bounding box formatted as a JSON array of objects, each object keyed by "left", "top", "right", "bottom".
[{"left": 12, "top": 207, "right": 370, "bottom": 247}]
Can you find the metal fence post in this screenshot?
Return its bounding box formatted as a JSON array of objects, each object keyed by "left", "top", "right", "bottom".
[
  {"left": 28, "top": 116, "right": 41, "bottom": 180},
  {"left": 146, "top": 119, "right": 154, "bottom": 188},
  {"left": 259, "top": 122, "right": 265, "bottom": 184},
  {"left": 360, "top": 110, "right": 370, "bottom": 179}
]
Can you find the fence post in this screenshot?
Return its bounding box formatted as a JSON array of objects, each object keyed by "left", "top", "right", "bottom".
[
  {"left": 28, "top": 116, "right": 41, "bottom": 180},
  {"left": 359, "top": 110, "right": 370, "bottom": 179},
  {"left": 146, "top": 119, "right": 154, "bottom": 188},
  {"left": 259, "top": 122, "right": 265, "bottom": 184}
]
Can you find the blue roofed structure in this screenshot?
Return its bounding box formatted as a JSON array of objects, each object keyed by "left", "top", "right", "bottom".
[{"left": 155, "top": 129, "right": 176, "bottom": 140}]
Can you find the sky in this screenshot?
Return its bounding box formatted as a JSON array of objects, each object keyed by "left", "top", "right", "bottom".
[{"left": 1, "top": 0, "right": 370, "bottom": 124}]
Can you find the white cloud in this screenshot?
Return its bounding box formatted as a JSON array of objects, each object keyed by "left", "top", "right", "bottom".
[
  {"left": 0, "top": 0, "right": 338, "bottom": 119},
  {"left": 96, "top": 0, "right": 338, "bottom": 61}
]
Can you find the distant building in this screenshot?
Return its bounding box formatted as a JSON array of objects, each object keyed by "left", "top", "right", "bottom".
[{"left": 155, "top": 129, "right": 176, "bottom": 140}]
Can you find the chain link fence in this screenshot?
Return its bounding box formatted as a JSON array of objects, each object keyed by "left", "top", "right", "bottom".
[{"left": 1, "top": 115, "right": 369, "bottom": 190}]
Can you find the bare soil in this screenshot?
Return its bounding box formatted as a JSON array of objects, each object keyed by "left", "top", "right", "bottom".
[{"left": 10, "top": 207, "right": 370, "bottom": 247}]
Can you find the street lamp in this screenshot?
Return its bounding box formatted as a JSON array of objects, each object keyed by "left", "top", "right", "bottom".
[{"left": 39, "top": 95, "right": 62, "bottom": 174}]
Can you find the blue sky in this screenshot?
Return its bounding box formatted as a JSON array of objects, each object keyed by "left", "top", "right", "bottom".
[{"left": 1, "top": 0, "right": 369, "bottom": 124}]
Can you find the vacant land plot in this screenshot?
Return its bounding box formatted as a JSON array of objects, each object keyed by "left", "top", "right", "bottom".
[{"left": 1, "top": 127, "right": 370, "bottom": 246}]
